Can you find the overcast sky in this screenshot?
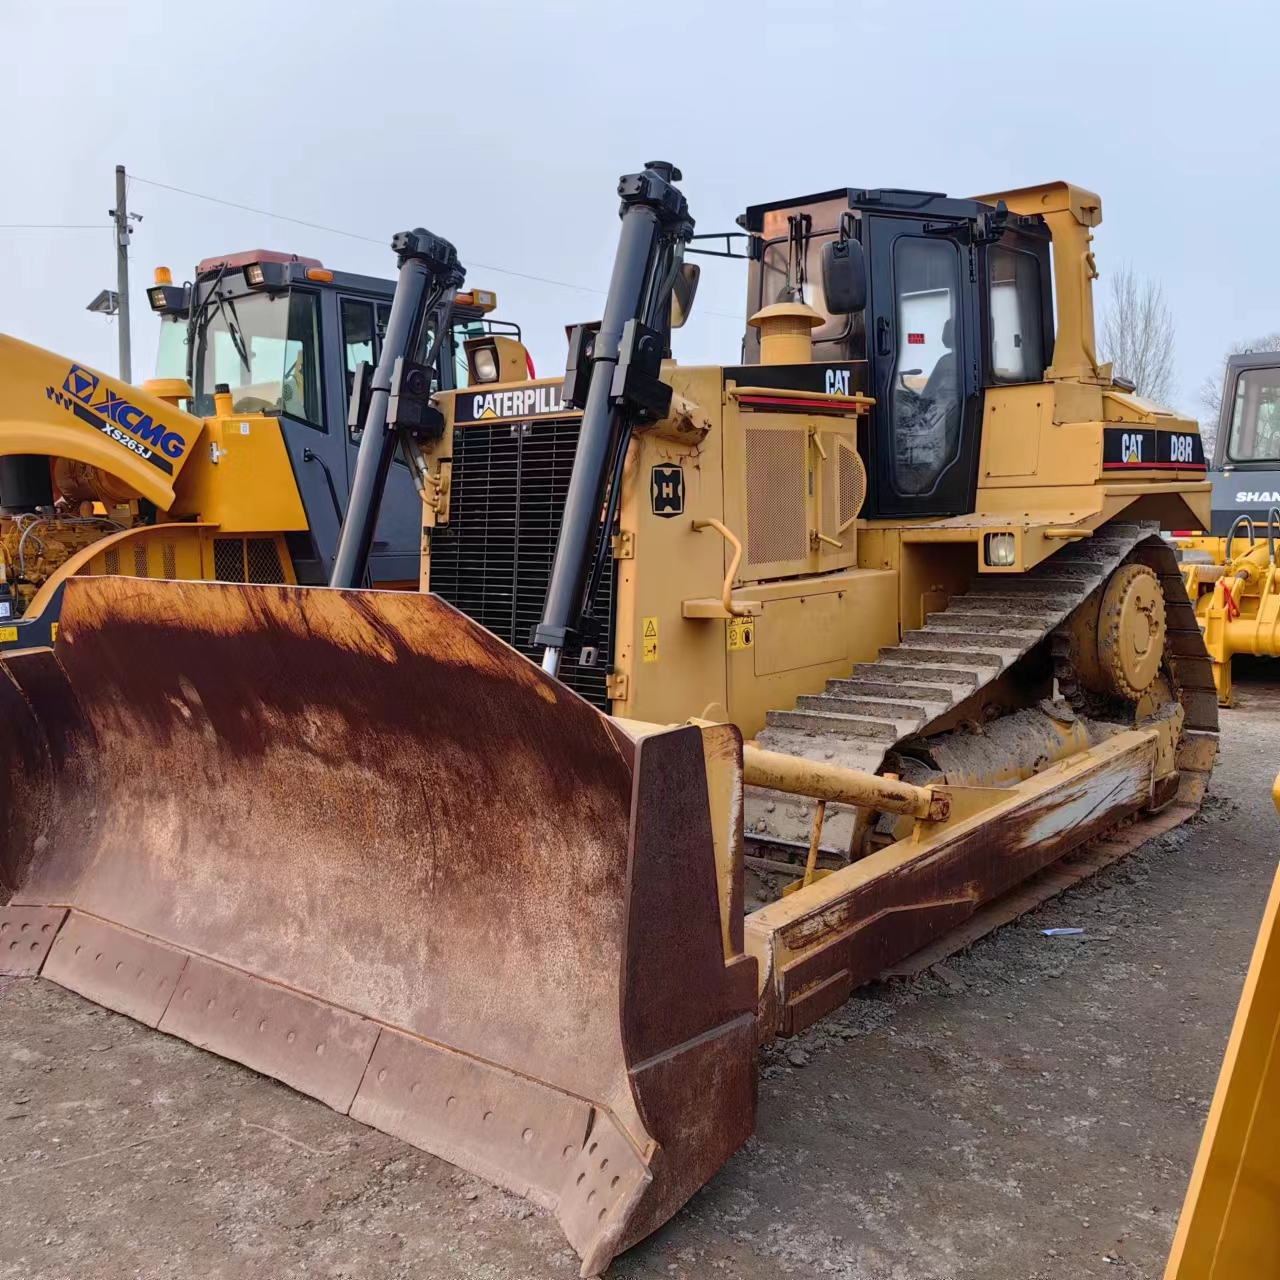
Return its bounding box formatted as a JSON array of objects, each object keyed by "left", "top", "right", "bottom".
[{"left": 3, "top": 0, "right": 1277, "bottom": 422}]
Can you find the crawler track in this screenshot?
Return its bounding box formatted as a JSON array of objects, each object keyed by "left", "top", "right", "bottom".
[{"left": 748, "top": 521, "right": 1218, "bottom": 856}]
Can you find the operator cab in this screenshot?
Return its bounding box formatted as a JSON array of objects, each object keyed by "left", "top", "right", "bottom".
[
  {"left": 149, "top": 251, "right": 518, "bottom": 584},
  {"left": 741, "top": 189, "right": 1054, "bottom": 520},
  {"left": 1207, "top": 351, "right": 1280, "bottom": 534}
]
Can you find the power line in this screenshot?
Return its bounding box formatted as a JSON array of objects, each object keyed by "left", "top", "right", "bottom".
[
  {"left": 127, "top": 173, "right": 746, "bottom": 321},
  {"left": 131, "top": 176, "right": 385, "bottom": 246},
  {"left": 130, "top": 174, "right": 606, "bottom": 296}
]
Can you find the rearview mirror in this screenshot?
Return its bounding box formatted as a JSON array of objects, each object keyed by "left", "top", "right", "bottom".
[
  {"left": 821, "top": 237, "right": 866, "bottom": 315},
  {"left": 671, "top": 262, "right": 700, "bottom": 329}
]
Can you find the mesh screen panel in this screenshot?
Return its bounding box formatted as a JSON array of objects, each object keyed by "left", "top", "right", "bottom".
[
  {"left": 246, "top": 538, "right": 285, "bottom": 584},
  {"left": 745, "top": 427, "right": 807, "bottom": 568},
  {"left": 213, "top": 538, "right": 245, "bottom": 582},
  {"left": 162, "top": 542, "right": 177, "bottom": 579},
  {"left": 103, "top": 547, "right": 120, "bottom": 576},
  {"left": 838, "top": 440, "right": 867, "bottom": 530},
  {"left": 132, "top": 544, "right": 149, "bottom": 578}
]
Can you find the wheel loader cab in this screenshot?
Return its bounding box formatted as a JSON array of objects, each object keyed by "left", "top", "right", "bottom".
[
  {"left": 1172, "top": 350, "right": 1280, "bottom": 704},
  {"left": 156, "top": 251, "right": 505, "bottom": 587},
  {"left": 742, "top": 187, "right": 1054, "bottom": 519},
  {"left": 0, "top": 236, "right": 518, "bottom": 649},
  {"left": 1203, "top": 350, "right": 1280, "bottom": 535}
]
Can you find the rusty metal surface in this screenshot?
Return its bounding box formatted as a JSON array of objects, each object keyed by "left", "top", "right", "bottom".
[
  {"left": 351, "top": 1025, "right": 600, "bottom": 1208},
  {"left": 0, "top": 904, "right": 66, "bottom": 974},
  {"left": 159, "top": 956, "right": 381, "bottom": 1113},
  {"left": 42, "top": 912, "right": 188, "bottom": 1026},
  {"left": 0, "top": 577, "right": 757, "bottom": 1275},
  {"left": 879, "top": 801, "right": 1199, "bottom": 981},
  {"left": 2, "top": 647, "right": 102, "bottom": 905},
  {"left": 350, "top": 1027, "right": 653, "bottom": 1272},
  {"left": 748, "top": 731, "right": 1160, "bottom": 1037},
  {"left": 48, "top": 578, "right": 638, "bottom": 1107},
  {"left": 0, "top": 654, "right": 57, "bottom": 901}
]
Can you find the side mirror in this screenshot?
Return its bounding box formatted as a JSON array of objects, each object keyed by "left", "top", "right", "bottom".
[
  {"left": 671, "top": 262, "right": 700, "bottom": 329},
  {"left": 821, "top": 237, "right": 866, "bottom": 315}
]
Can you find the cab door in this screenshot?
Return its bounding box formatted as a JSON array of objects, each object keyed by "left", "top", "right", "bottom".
[
  {"left": 863, "top": 216, "right": 981, "bottom": 519},
  {"left": 336, "top": 293, "right": 422, "bottom": 583}
]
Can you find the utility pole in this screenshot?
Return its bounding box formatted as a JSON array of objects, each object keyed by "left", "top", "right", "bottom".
[{"left": 110, "top": 165, "right": 132, "bottom": 383}]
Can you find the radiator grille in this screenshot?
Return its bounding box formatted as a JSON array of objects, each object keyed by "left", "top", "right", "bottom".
[
  {"left": 104, "top": 547, "right": 120, "bottom": 576},
  {"left": 213, "top": 538, "right": 244, "bottom": 582},
  {"left": 429, "top": 418, "right": 615, "bottom": 710},
  {"left": 213, "top": 537, "right": 286, "bottom": 584},
  {"left": 162, "top": 541, "right": 177, "bottom": 579},
  {"left": 745, "top": 427, "right": 807, "bottom": 568},
  {"left": 133, "top": 544, "right": 149, "bottom": 578},
  {"left": 246, "top": 538, "right": 285, "bottom": 584}
]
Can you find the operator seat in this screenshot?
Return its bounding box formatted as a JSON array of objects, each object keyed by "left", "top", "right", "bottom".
[{"left": 923, "top": 317, "right": 957, "bottom": 403}]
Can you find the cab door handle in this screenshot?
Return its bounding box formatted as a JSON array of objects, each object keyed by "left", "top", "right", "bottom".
[{"left": 876, "top": 315, "right": 892, "bottom": 358}]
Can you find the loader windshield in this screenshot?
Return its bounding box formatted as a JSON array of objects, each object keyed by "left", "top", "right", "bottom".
[
  {"left": 1227, "top": 366, "right": 1280, "bottom": 462},
  {"left": 191, "top": 289, "right": 324, "bottom": 427}
]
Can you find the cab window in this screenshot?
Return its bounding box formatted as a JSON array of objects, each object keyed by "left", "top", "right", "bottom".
[
  {"left": 341, "top": 298, "right": 376, "bottom": 397},
  {"left": 193, "top": 289, "right": 323, "bottom": 428},
  {"left": 988, "top": 245, "right": 1045, "bottom": 383},
  {"left": 889, "top": 237, "right": 963, "bottom": 497},
  {"left": 1228, "top": 367, "right": 1280, "bottom": 461},
  {"left": 281, "top": 292, "right": 324, "bottom": 427}
]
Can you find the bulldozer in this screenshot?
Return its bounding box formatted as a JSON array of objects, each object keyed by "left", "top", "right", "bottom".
[
  {"left": 0, "top": 235, "right": 516, "bottom": 643},
  {"left": 1174, "top": 350, "right": 1280, "bottom": 703},
  {"left": 0, "top": 163, "right": 1217, "bottom": 1275}
]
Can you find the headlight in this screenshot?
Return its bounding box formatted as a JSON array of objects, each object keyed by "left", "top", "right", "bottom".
[
  {"left": 984, "top": 532, "right": 1017, "bottom": 568},
  {"left": 147, "top": 284, "right": 187, "bottom": 315},
  {"left": 242, "top": 262, "right": 287, "bottom": 289},
  {"left": 472, "top": 345, "right": 500, "bottom": 383}
]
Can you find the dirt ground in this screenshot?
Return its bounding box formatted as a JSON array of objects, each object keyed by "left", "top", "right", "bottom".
[{"left": 3, "top": 673, "right": 1277, "bottom": 1280}]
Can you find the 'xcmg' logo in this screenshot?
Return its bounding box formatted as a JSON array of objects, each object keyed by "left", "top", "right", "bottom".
[
  {"left": 63, "top": 365, "right": 99, "bottom": 404},
  {"left": 49, "top": 365, "right": 188, "bottom": 474},
  {"left": 88, "top": 387, "right": 185, "bottom": 459}
]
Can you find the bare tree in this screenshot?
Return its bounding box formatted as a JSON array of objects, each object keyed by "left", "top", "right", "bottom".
[
  {"left": 1198, "top": 333, "right": 1280, "bottom": 457},
  {"left": 1098, "top": 263, "right": 1177, "bottom": 405}
]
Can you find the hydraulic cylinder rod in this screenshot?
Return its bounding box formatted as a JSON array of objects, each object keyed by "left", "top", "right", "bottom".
[
  {"left": 743, "top": 745, "right": 951, "bottom": 822},
  {"left": 330, "top": 229, "right": 462, "bottom": 590},
  {"left": 536, "top": 163, "right": 692, "bottom": 677}
]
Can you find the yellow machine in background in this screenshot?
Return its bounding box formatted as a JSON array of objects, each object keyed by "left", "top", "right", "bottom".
[
  {"left": 1170, "top": 352, "right": 1280, "bottom": 704},
  {"left": 0, "top": 247, "right": 514, "bottom": 644},
  {"left": 0, "top": 333, "right": 301, "bottom": 634},
  {"left": 1164, "top": 773, "right": 1280, "bottom": 1278},
  {"left": 1179, "top": 517, "right": 1280, "bottom": 705}
]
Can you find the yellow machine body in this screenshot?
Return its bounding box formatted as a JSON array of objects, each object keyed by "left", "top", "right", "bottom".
[
  {"left": 0, "top": 334, "right": 206, "bottom": 510},
  {"left": 0, "top": 336, "right": 308, "bottom": 635},
  {"left": 1179, "top": 532, "right": 1280, "bottom": 705},
  {"left": 1164, "top": 774, "right": 1280, "bottom": 1278}
]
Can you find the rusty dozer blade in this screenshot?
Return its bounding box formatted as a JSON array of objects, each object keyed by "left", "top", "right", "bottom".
[{"left": 0, "top": 577, "right": 757, "bottom": 1276}]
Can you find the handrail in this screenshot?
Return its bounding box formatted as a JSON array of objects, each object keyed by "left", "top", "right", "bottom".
[{"left": 692, "top": 518, "right": 752, "bottom": 618}]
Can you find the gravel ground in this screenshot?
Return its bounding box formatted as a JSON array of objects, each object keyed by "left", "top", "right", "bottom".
[{"left": 2, "top": 676, "right": 1276, "bottom": 1280}]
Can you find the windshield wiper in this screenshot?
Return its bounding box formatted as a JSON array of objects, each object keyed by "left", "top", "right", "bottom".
[
  {"left": 187, "top": 262, "right": 253, "bottom": 381},
  {"left": 213, "top": 290, "right": 252, "bottom": 375}
]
